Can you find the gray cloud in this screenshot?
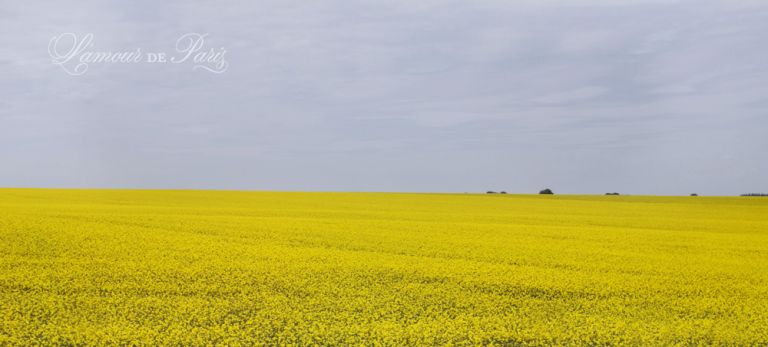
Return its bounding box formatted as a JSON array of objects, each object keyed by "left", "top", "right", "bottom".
[{"left": 0, "top": 0, "right": 766, "bottom": 194}]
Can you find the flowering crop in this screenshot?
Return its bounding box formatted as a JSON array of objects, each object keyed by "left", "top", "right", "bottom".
[{"left": 1, "top": 189, "right": 767, "bottom": 345}]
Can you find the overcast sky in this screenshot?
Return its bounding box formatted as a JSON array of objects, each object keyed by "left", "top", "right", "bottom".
[{"left": 1, "top": 0, "right": 766, "bottom": 195}]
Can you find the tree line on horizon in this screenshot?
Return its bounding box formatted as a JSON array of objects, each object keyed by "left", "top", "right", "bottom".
[{"left": 484, "top": 190, "right": 768, "bottom": 196}]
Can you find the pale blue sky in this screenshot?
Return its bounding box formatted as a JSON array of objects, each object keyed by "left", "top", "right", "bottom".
[{"left": 1, "top": 0, "right": 766, "bottom": 195}]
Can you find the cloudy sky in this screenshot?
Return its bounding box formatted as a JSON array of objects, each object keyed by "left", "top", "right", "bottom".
[{"left": 1, "top": 0, "right": 766, "bottom": 195}]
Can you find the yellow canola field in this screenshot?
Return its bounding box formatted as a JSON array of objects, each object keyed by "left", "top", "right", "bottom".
[{"left": 1, "top": 189, "right": 767, "bottom": 345}]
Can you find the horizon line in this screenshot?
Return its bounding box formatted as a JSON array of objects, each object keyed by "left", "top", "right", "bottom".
[{"left": 0, "top": 186, "right": 758, "bottom": 197}]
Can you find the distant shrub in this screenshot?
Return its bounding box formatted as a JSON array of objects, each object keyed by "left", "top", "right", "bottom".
[
  {"left": 741, "top": 193, "right": 768, "bottom": 197},
  {"left": 500, "top": 191, "right": 507, "bottom": 194},
  {"left": 539, "top": 189, "right": 553, "bottom": 195},
  {"left": 691, "top": 193, "right": 698, "bottom": 197},
  {"left": 605, "top": 192, "right": 620, "bottom": 196},
  {"left": 486, "top": 191, "right": 497, "bottom": 194}
]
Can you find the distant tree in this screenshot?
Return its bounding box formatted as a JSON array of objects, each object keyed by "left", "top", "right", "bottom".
[
  {"left": 690, "top": 193, "right": 698, "bottom": 196},
  {"left": 486, "top": 191, "right": 497, "bottom": 194},
  {"left": 539, "top": 188, "right": 553, "bottom": 195},
  {"left": 500, "top": 191, "right": 507, "bottom": 194},
  {"left": 605, "top": 192, "right": 620, "bottom": 196}
]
